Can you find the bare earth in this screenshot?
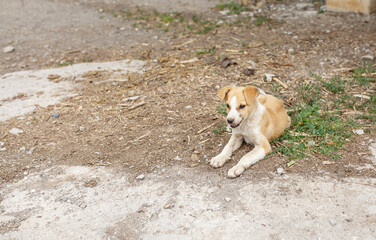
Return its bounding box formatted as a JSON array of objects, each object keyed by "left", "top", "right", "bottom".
[{"left": 0, "top": 0, "right": 376, "bottom": 239}]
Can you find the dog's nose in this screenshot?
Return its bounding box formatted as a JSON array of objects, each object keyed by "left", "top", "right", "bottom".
[{"left": 227, "top": 118, "right": 234, "bottom": 124}]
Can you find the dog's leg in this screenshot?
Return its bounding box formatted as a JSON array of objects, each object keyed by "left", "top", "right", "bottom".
[
  {"left": 210, "top": 135, "right": 243, "bottom": 168},
  {"left": 228, "top": 138, "right": 271, "bottom": 178}
]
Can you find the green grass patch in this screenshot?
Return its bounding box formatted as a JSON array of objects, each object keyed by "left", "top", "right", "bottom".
[
  {"left": 272, "top": 64, "right": 375, "bottom": 160},
  {"left": 216, "top": 1, "right": 249, "bottom": 14},
  {"left": 196, "top": 46, "right": 216, "bottom": 56}
]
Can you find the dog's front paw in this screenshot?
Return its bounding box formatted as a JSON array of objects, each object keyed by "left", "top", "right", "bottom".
[
  {"left": 210, "top": 155, "right": 227, "bottom": 168},
  {"left": 228, "top": 165, "right": 245, "bottom": 178}
]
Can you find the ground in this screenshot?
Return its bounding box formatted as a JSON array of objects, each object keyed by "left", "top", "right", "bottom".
[{"left": 0, "top": 0, "right": 376, "bottom": 239}]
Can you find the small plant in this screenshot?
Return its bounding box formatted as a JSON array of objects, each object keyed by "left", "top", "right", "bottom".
[
  {"left": 254, "top": 16, "right": 271, "bottom": 26},
  {"left": 321, "top": 75, "right": 347, "bottom": 93},
  {"left": 216, "top": 103, "right": 228, "bottom": 116},
  {"left": 216, "top": 1, "right": 249, "bottom": 14},
  {"left": 196, "top": 46, "right": 216, "bottom": 56},
  {"left": 213, "top": 123, "right": 228, "bottom": 135},
  {"left": 57, "top": 60, "right": 74, "bottom": 67}
]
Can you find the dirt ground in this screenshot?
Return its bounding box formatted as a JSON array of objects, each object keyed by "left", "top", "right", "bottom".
[{"left": 0, "top": 0, "right": 376, "bottom": 239}]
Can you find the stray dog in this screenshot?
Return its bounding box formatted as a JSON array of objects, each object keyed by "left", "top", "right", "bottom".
[{"left": 210, "top": 86, "right": 290, "bottom": 178}]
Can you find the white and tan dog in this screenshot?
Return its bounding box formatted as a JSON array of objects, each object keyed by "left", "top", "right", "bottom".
[{"left": 210, "top": 86, "right": 290, "bottom": 178}]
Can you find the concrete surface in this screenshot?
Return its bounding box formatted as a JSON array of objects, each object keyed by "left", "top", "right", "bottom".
[{"left": 1, "top": 165, "right": 376, "bottom": 240}]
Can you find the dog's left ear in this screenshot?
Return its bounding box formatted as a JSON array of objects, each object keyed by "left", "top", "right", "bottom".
[
  {"left": 243, "top": 86, "right": 259, "bottom": 105},
  {"left": 218, "top": 86, "right": 232, "bottom": 102}
]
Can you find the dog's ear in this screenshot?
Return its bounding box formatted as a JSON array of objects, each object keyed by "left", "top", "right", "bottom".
[
  {"left": 218, "top": 86, "right": 232, "bottom": 102},
  {"left": 243, "top": 86, "right": 259, "bottom": 105}
]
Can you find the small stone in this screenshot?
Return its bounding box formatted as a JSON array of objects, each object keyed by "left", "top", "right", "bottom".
[
  {"left": 288, "top": 48, "right": 295, "bottom": 54},
  {"left": 9, "top": 128, "right": 24, "bottom": 135},
  {"left": 0, "top": 142, "right": 4, "bottom": 147},
  {"left": 308, "top": 141, "right": 315, "bottom": 146},
  {"left": 353, "top": 129, "right": 364, "bottom": 135},
  {"left": 27, "top": 147, "right": 36, "bottom": 155},
  {"left": 243, "top": 68, "right": 255, "bottom": 76},
  {"left": 136, "top": 174, "right": 145, "bottom": 180},
  {"left": 163, "top": 204, "right": 173, "bottom": 209},
  {"left": 329, "top": 219, "right": 337, "bottom": 226},
  {"left": 296, "top": 3, "right": 314, "bottom": 10},
  {"left": 52, "top": 113, "right": 60, "bottom": 118},
  {"left": 361, "top": 55, "right": 374, "bottom": 63},
  {"left": 20, "top": 146, "right": 26, "bottom": 151},
  {"left": 79, "top": 203, "right": 87, "bottom": 209},
  {"left": 61, "top": 197, "right": 68, "bottom": 202},
  {"left": 122, "top": 96, "right": 140, "bottom": 102},
  {"left": 79, "top": 126, "right": 85, "bottom": 131},
  {"left": 23, "top": 171, "right": 28, "bottom": 175},
  {"left": 276, "top": 168, "right": 285, "bottom": 175},
  {"left": 191, "top": 154, "right": 199, "bottom": 162},
  {"left": 174, "top": 156, "right": 182, "bottom": 161},
  {"left": 3, "top": 46, "right": 15, "bottom": 53},
  {"left": 185, "top": 105, "right": 192, "bottom": 109},
  {"left": 225, "top": 197, "right": 231, "bottom": 202}
]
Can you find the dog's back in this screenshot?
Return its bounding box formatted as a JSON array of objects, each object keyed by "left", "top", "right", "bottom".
[{"left": 258, "top": 94, "right": 290, "bottom": 141}]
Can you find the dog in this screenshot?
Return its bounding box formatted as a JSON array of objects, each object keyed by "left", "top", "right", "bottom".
[{"left": 210, "top": 86, "right": 290, "bottom": 178}]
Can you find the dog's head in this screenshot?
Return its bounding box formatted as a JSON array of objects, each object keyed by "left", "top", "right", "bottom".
[{"left": 218, "top": 86, "right": 259, "bottom": 128}]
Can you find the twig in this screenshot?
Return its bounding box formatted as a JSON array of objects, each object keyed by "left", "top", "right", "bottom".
[
  {"left": 198, "top": 139, "right": 210, "bottom": 145},
  {"left": 127, "top": 101, "right": 146, "bottom": 110},
  {"left": 197, "top": 122, "right": 216, "bottom": 134},
  {"left": 273, "top": 77, "right": 289, "bottom": 89}
]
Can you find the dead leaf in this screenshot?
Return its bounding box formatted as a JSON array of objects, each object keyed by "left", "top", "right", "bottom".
[{"left": 221, "top": 57, "right": 237, "bottom": 68}]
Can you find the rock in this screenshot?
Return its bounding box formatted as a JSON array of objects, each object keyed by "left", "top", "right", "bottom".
[
  {"left": 296, "top": 3, "right": 314, "bottom": 10},
  {"left": 122, "top": 96, "right": 140, "bottom": 102},
  {"left": 136, "top": 174, "right": 145, "bottom": 180},
  {"left": 225, "top": 197, "right": 231, "bottom": 202},
  {"left": 3, "top": 46, "right": 15, "bottom": 53},
  {"left": 353, "top": 129, "right": 364, "bottom": 135},
  {"left": 308, "top": 141, "right": 315, "bottom": 146},
  {"left": 51, "top": 113, "right": 60, "bottom": 118},
  {"left": 288, "top": 48, "right": 295, "bottom": 54},
  {"left": 329, "top": 219, "right": 337, "bottom": 226},
  {"left": 79, "top": 203, "right": 87, "bottom": 209},
  {"left": 9, "top": 128, "right": 24, "bottom": 135},
  {"left": 27, "top": 147, "right": 36, "bottom": 155},
  {"left": 191, "top": 154, "right": 199, "bottom": 162},
  {"left": 185, "top": 105, "right": 192, "bottom": 109},
  {"left": 361, "top": 55, "right": 374, "bottom": 63},
  {"left": 20, "top": 146, "right": 26, "bottom": 151},
  {"left": 277, "top": 168, "right": 285, "bottom": 175},
  {"left": 243, "top": 68, "right": 255, "bottom": 76},
  {"left": 0, "top": 142, "right": 4, "bottom": 147},
  {"left": 174, "top": 156, "right": 182, "bottom": 161}
]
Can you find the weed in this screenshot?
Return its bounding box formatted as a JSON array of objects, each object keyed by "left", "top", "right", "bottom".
[
  {"left": 57, "top": 60, "right": 73, "bottom": 67},
  {"left": 213, "top": 123, "right": 228, "bottom": 135},
  {"left": 196, "top": 46, "right": 216, "bottom": 56},
  {"left": 274, "top": 67, "right": 375, "bottom": 161},
  {"left": 216, "top": 103, "right": 227, "bottom": 116},
  {"left": 254, "top": 16, "right": 271, "bottom": 26},
  {"left": 216, "top": 1, "right": 248, "bottom": 14}
]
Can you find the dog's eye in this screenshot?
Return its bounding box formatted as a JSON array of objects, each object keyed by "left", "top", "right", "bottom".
[
  {"left": 239, "top": 104, "right": 246, "bottom": 109},
  {"left": 226, "top": 104, "right": 230, "bottom": 109}
]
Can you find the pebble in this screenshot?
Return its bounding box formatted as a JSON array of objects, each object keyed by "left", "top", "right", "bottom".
[
  {"left": 122, "top": 96, "right": 140, "bottom": 102},
  {"left": 27, "top": 147, "right": 36, "bottom": 155},
  {"left": 79, "top": 126, "right": 85, "bottom": 131},
  {"left": 136, "top": 174, "right": 145, "bottom": 180},
  {"left": 361, "top": 55, "right": 374, "bottom": 63},
  {"left": 52, "top": 113, "right": 60, "bottom": 118},
  {"left": 185, "top": 105, "right": 192, "bottom": 109},
  {"left": 3, "top": 46, "right": 15, "bottom": 53},
  {"left": 20, "top": 146, "right": 26, "bottom": 151},
  {"left": 225, "top": 197, "right": 231, "bottom": 202},
  {"left": 308, "top": 141, "right": 315, "bottom": 146},
  {"left": 0, "top": 142, "right": 4, "bottom": 147},
  {"left": 191, "top": 154, "right": 199, "bottom": 162},
  {"left": 354, "top": 129, "right": 364, "bottom": 135},
  {"left": 174, "top": 155, "right": 182, "bottom": 161},
  {"left": 329, "top": 219, "right": 337, "bottom": 226},
  {"left": 9, "top": 128, "right": 24, "bottom": 135},
  {"left": 79, "top": 203, "right": 87, "bottom": 209},
  {"left": 296, "top": 3, "right": 314, "bottom": 10},
  {"left": 277, "top": 168, "right": 286, "bottom": 175},
  {"left": 288, "top": 48, "right": 295, "bottom": 54}
]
